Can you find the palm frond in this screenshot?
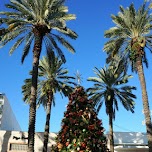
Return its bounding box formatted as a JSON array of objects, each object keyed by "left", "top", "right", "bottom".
[
  {"left": 21, "top": 33, "right": 34, "bottom": 63},
  {"left": 52, "top": 33, "right": 75, "bottom": 53},
  {"left": 46, "top": 34, "right": 66, "bottom": 63},
  {"left": 9, "top": 36, "right": 24, "bottom": 54},
  {"left": 10, "top": 0, "right": 36, "bottom": 19}
]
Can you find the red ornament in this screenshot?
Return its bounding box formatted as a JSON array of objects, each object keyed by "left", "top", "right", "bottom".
[
  {"left": 65, "top": 141, "right": 69, "bottom": 147},
  {"left": 88, "top": 124, "right": 95, "bottom": 130},
  {"left": 81, "top": 142, "right": 86, "bottom": 148}
]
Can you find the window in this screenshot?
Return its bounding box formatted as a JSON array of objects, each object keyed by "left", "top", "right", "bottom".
[
  {"left": 10, "top": 143, "right": 28, "bottom": 151},
  {"left": 0, "top": 106, "right": 3, "bottom": 115},
  {"left": 0, "top": 105, "right": 3, "bottom": 115},
  {"left": 0, "top": 95, "right": 3, "bottom": 100}
]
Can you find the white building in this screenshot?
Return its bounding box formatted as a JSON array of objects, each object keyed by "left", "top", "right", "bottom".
[
  {"left": 0, "top": 130, "right": 57, "bottom": 152},
  {"left": 0, "top": 93, "right": 57, "bottom": 152},
  {"left": 0, "top": 93, "right": 21, "bottom": 131},
  {"left": 107, "top": 132, "right": 148, "bottom": 152}
]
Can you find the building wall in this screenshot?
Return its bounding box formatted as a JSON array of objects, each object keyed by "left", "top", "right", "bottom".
[
  {"left": 0, "top": 93, "right": 21, "bottom": 131},
  {"left": 0, "top": 130, "right": 57, "bottom": 152},
  {"left": 107, "top": 132, "right": 149, "bottom": 152},
  {"left": 114, "top": 148, "right": 148, "bottom": 152},
  {"left": 113, "top": 132, "right": 148, "bottom": 145}
]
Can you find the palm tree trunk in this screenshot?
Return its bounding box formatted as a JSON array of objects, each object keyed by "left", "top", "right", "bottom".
[
  {"left": 28, "top": 31, "right": 43, "bottom": 152},
  {"left": 136, "top": 58, "right": 152, "bottom": 152},
  {"left": 109, "top": 113, "right": 114, "bottom": 152},
  {"left": 43, "top": 92, "right": 53, "bottom": 152}
]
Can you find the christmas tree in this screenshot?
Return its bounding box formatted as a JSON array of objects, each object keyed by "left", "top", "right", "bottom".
[{"left": 52, "top": 86, "right": 109, "bottom": 152}]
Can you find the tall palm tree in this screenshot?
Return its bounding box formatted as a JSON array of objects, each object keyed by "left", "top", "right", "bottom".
[
  {"left": 87, "top": 59, "right": 136, "bottom": 152},
  {"left": 103, "top": 2, "right": 152, "bottom": 151},
  {"left": 22, "top": 52, "right": 76, "bottom": 152},
  {"left": 0, "top": 0, "right": 77, "bottom": 151}
]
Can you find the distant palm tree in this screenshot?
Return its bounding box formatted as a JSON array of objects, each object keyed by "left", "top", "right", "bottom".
[
  {"left": 22, "top": 52, "right": 76, "bottom": 152},
  {"left": 87, "top": 59, "right": 136, "bottom": 152},
  {"left": 0, "top": 0, "right": 77, "bottom": 151},
  {"left": 103, "top": 2, "right": 152, "bottom": 151}
]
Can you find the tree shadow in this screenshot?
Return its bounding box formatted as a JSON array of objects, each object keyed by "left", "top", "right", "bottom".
[
  {"left": 36, "top": 132, "right": 57, "bottom": 151},
  {"left": 1, "top": 131, "right": 11, "bottom": 152}
]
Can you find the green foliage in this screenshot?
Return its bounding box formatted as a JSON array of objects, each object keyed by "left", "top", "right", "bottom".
[
  {"left": 22, "top": 52, "right": 76, "bottom": 108},
  {"left": 38, "top": 52, "right": 76, "bottom": 108},
  {"left": 87, "top": 58, "right": 136, "bottom": 118},
  {"left": 104, "top": 2, "right": 152, "bottom": 71},
  {"left": 52, "top": 86, "right": 109, "bottom": 152},
  {"left": 0, "top": 0, "right": 78, "bottom": 63}
]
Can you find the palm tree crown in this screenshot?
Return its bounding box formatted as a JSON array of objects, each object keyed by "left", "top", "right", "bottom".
[
  {"left": 0, "top": 0, "right": 77, "bottom": 62},
  {"left": 104, "top": 2, "right": 152, "bottom": 70},
  {"left": 37, "top": 51, "right": 76, "bottom": 106},
  {"left": 22, "top": 51, "right": 76, "bottom": 107},
  {"left": 87, "top": 59, "right": 136, "bottom": 118}
]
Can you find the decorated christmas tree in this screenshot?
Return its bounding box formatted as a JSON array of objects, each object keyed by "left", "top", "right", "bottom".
[{"left": 52, "top": 86, "right": 109, "bottom": 152}]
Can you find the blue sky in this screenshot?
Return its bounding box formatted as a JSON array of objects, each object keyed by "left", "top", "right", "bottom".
[{"left": 0, "top": 0, "right": 152, "bottom": 134}]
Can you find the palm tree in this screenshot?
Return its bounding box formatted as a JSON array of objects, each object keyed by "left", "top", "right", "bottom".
[
  {"left": 87, "top": 59, "right": 136, "bottom": 152},
  {"left": 0, "top": 0, "right": 77, "bottom": 151},
  {"left": 22, "top": 52, "right": 76, "bottom": 152},
  {"left": 103, "top": 2, "right": 152, "bottom": 151}
]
